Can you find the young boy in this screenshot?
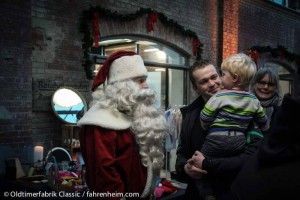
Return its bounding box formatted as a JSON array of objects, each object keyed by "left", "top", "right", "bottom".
[{"left": 198, "top": 53, "right": 268, "bottom": 200}]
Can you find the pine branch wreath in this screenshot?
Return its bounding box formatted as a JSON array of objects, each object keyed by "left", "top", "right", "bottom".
[
  {"left": 246, "top": 45, "right": 300, "bottom": 61},
  {"left": 79, "top": 5, "right": 203, "bottom": 79}
]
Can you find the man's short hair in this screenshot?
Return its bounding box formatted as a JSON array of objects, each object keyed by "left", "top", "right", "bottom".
[{"left": 189, "top": 59, "right": 215, "bottom": 87}]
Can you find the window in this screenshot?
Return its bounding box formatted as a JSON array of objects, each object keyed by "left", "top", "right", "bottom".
[
  {"left": 91, "top": 37, "right": 188, "bottom": 110},
  {"left": 92, "top": 38, "right": 186, "bottom": 66},
  {"left": 270, "top": 0, "right": 300, "bottom": 11},
  {"left": 271, "top": 0, "right": 289, "bottom": 7}
]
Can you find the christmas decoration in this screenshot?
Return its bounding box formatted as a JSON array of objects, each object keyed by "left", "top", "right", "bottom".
[
  {"left": 248, "top": 49, "right": 259, "bottom": 67},
  {"left": 193, "top": 38, "right": 200, "bottom": 56},
  {"left": 147, "top": 12, "right": 159, "bottom": 32},
  {"left": 92, "top": 12, "right": 100, "bottom": 48},
  {"left": 79, "top": 6, "right": 203, "bottom": 79},
  {"left": 246, "top": 45, "right": 300, "bottom": 70}
]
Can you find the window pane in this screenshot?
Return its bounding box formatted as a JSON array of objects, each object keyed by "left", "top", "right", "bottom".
[
  {"left": 97, "top": 39, "right": 187, "bottom": 67},
  {"left": 138, "top": 41, "right": 185, "bottom": 65},
  {"left": 138, "top": 41, "right": 163, "bottom": 62},
  {"left": 280, "top": 80, "right": 291, "bottom": 97},
  {"left": 289, "top": 0, "right": 300, "bottom": 10},
  {"left": 163, "top": 46, "right": 185, "bottom": 65},
  {"left": 168, "top": 69, "right": 184, "bottom": 107},
  {"left": 104, "top": 43, "right": 136, "bottom": 56},
  {"left": 146, "top": 67, "right": 166, "bottom": 111}
]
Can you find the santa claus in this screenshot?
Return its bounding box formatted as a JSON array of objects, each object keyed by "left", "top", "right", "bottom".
[{"left": 77, "top": 50, "right": 167, "bottom": 199}]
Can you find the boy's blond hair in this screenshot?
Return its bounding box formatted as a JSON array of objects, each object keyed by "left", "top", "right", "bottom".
[{"left": 221, "top": 53, "right": 257, "bottom": 88}]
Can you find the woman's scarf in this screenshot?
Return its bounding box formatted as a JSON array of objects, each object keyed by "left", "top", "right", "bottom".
[{"left": 258, "top": 92, "right": 281, "bottom": 128}]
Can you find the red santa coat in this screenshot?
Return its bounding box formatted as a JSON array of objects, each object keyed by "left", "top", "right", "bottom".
[
  {"left": 77, "top": 106, "right": 150, "bottom": 199},
  {"left": 79, "top": 126, "right": 147, "bottom": 197}
]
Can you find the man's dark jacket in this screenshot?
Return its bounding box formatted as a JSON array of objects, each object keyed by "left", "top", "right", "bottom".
[{"left": 175, "top": 96, "right": 262, "bottom": 200}]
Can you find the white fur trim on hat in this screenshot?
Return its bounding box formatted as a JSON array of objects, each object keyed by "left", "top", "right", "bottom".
[{"left": 108, "top": 55, "right": 148, "bottom": 84}]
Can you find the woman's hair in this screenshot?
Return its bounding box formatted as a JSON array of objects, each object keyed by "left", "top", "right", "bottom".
[
  {"left": 251, "top": 67, "right": 280, "bottom": 95},
  {"left": 96, "top": 80, "right": 166, "bottom": 171},
  {"left": 221, "top": 53, "right": 257, "bottom": 88}
]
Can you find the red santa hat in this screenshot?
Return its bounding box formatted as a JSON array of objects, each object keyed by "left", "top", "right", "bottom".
[{"left": 92, "top": 50, "right": 148, "bottom": 91}]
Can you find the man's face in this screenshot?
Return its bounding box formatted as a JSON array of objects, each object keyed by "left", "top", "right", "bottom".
[
  {"left": 192, "top": 64, "right": 222, "bottom": 101},
  {"left": 132, "top": 76, "right": 149, "bottom": 89}
]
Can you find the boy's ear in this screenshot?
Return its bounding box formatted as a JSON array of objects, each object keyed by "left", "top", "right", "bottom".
[{"left": 232, "top": 73, "right": 239, "bottom": 83}]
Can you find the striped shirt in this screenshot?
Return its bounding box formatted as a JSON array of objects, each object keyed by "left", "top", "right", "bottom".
[{"left": 200, "top": 90, "right": 268, "bottom": 133}]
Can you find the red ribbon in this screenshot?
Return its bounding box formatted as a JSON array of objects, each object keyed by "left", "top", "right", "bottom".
[
  {"left": 193, "top": 38, "right": 200, "bottom": 56},
  {"left": 249, "top": 50, "right": 259, "bottom": 68},
  {"left": 279, "top": 47, "right": 286, "bottom": 59},
  {"left": 92, "top": 12, "right": 100, "bottom": 48},
  {"left": 147, "top": 12, "right": 159, "bottom": 32}
]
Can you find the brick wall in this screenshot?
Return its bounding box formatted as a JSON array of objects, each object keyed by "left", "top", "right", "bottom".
[
  {"left": 30, "top": 0, "right": 90, "bottom": 162},
  {"left": 223, "top": 0, "right": 299, "bottom": 65},
  {"left": 238, "top": 0, "right": 300, "bottom": 54},
  {"left": 0, "top": 0, "right": 219, "bottom": 174},
  {"left": 234, "top": 0, "right": 299, "bottom": 95},
  {"left": 0, "top": 0, "right": 299, "bottom": 174},
  {"left": 94, "top": 0, "right": 219, "bottom": 61},
  {"left": 223, "top": 0, "right": 240, "bottom": 59},
  {"left": 0, "top": 0, "right": 33, "bottom": 172}
]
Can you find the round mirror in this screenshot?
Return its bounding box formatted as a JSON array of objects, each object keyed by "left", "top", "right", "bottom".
[{"left": 51, "top": 87, "right": 87, "bottom": 124}]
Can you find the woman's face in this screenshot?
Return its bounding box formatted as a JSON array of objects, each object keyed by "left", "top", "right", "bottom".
[{"left": 255, "top": 74, "right": 277, "bottom": 100}]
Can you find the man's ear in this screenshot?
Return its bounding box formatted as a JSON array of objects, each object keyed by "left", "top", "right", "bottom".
[{"left": 192, "top": 85, "right": 197, "bottom": 91}]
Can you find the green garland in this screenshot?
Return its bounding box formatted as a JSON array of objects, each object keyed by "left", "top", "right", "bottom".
[
  {"left": 246, "top": 45, "right": 300, "bottom": 75},
  {"left": 247, "top": 45, "right": 300, "bottom": 62},
  {"left": 79, "top": 5, "right": 203, "bottom": 79}
]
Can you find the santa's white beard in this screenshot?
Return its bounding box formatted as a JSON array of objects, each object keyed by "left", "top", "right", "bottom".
[
  {"left": 92, "top": 80, "right": 167, "bottom": 171},
  {"left": 131, "top": 89, "right": 167, "bottom": 171}
]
